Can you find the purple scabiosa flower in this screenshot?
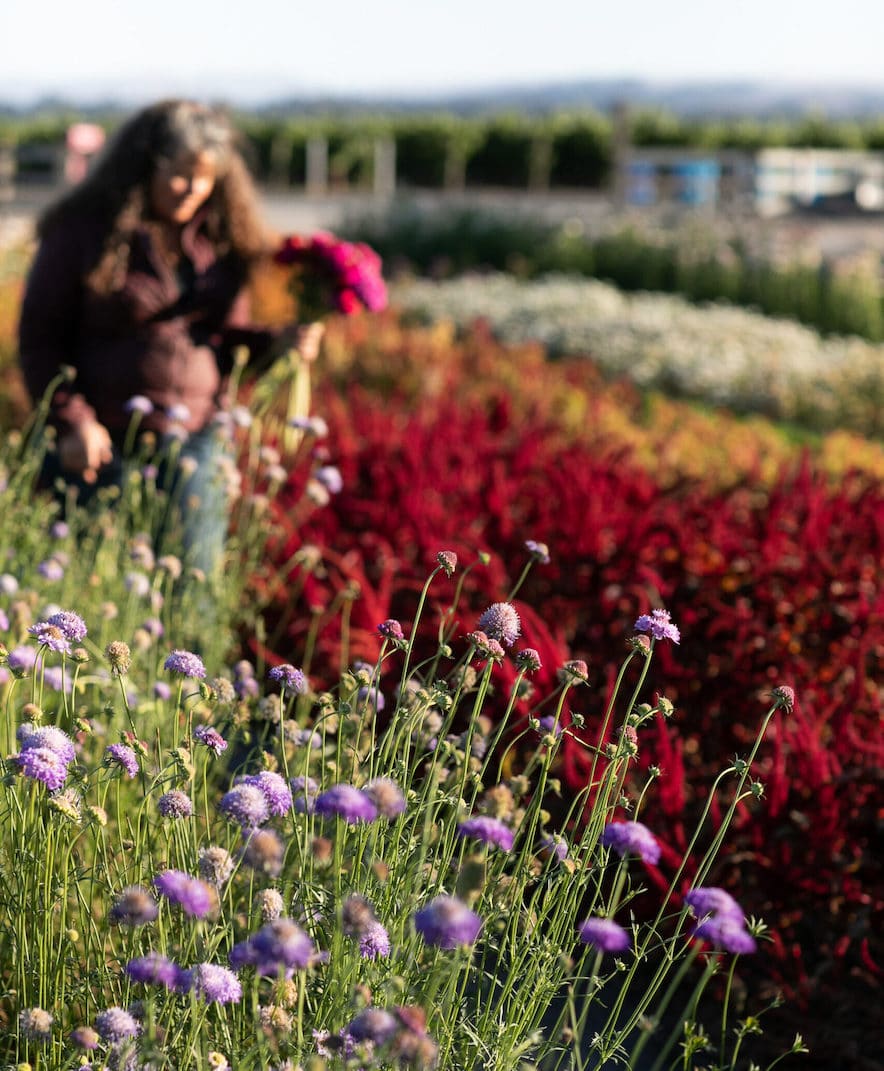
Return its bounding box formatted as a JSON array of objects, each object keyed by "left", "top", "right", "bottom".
[
  {"left": 7, "top": 645, "right": 37, "bottom": 674},
  {"left": 267, "top": 663, "right": 308, "bottom": 693},
  {"left": 158, "top": 790, "right": 193, "bottom": 819},
  {"left": 314, "top": 465, "right": 343, "bottom": 494},
  {"left": 19, "top": 1006, "right": 53, "bottom": 1041},
  {"left": 70, "top": 1025, "right": 100, "bottom": 1050},
  {"left": 436, "top": 550, "right": 457, "bottom": 576},
  {"left": 198, "top": 845, "right": 235, "bottom": 887},
  {"left": 124, "top": 571, "right": 151, "bottom": 597},
  {"left": 16, "top": 746, "right": 69, "bottom": 791},
  {"left": 458, "top": 815, "right": 515, "bottom": 852},
  {"left": 164, "top": 649, "right": 206, "bottom": 679},
  {"left": 153, "top": 680, "right": 172, "bottom": 701},
  {"left": 377, "top": 618, "right": 405, "bottom": 641},
  {"left": 692, "top": 916, "right": 757, "bottom": 954},
  {"left": 95, "top": 1007, "right": 140, "bottom": 1043},
  {"left": 525, "top": 540, "right": 550, "bottom": 564},
  {"left": 468, "top": 631, "right": 506, "bottom": 662},
  {"left": 516, "top": 648, "right": 542, "bottom": 673},
  {"left": 230, "top": 918, "right": 315, "bottom": 976},
  {"left": 27, "top": 621, "right": 71, "bottom": 654},
  {"left": 47, "top": 609, "right": 87, "bottom": 641},
  {"left": 359, "top": 921, "right": 391, "bottom": 960},
  {"left": 291, "top": 775, "right": 319, "bottom": 814},
  {"left": 153, "top": 870, "right": 219, "bottom": 919},
  {"left": 634, "top": 609, "right": 681, "bottom": 644},
  {"left": 346, "top": 1007, "right": 399, "bottom": 1045},
  {"left": 413, "top": 895, "right": 482, "bottom": 949},
  {"left": 314, "top": 784, "right": 378, "bottom": 825},
  {"left": 38, "top": 558, "right": 65, "bottom": 581},
  {"left": 18, "top": 724, "right": 76, "bottom": 764},
  {"left": 600, "top": 821, "right": 661, "bottom": 865},
  {"left": 166, "top": 402, "right": 192, "bottom": 425},
  {"left": 105, "top": 744, "right": 139, "bottom": 779},
  {"left": 363, "top": 777, "right": 406, "bottom": 820},
  {"left": 126, "top": 952, "right": 182, "bottom": 989},
  {"left": 540, "top": 833, "right": 570, "bottom": 863},
  {"left": 219, "top": 784, "right": 269, "bottom": 829},
  {"left": 578, "top": 916, "right": 631, "bottom": 953},
  {"left": 183, "top": 963, "right": 243, "bottom": 1004},
  {"left": 537, "top": 715, "right": 562, "bottom": 739},
  {"left": 193, "top": 724, "right": 228, "bottom": 756},
  {"left": 238, "top": 771, "right": 293, "bottom": 817},
  {"left": 684, "top": 887, "right": 745, "bottom": 922},
  {"left": 124, "top": 395, "right": 154, "bottom": 415},
  {"left": 109, "top": 886, "right": 159, "bottom": 927},
  {"left": 239, "top": 828, "right": 286, "bottom": 877},
  {"left": 477, "top": 602, "right": 521, "bottom": 647},
  {"left": 771, "top": 685, "right": 796, "bottom": 714},
  {"left": 140, "top": 616, "right": 164, "bottom": 639}
]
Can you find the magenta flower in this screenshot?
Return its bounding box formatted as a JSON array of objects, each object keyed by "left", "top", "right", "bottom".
[
  {"left": 600, "top": 821, "right": 661, "bottom": 865},
  {"left": 377, "top": 618, "right": 405, "bottom": 641},
  {"left": 634, "top": 609, "right": 681, "bottom": 644},
  {"left": 458, "top": 816, "right": 515, "bottom": 852},
  {"left": 153, "top": 870, "right": 218, "bottom": 918},
  {"left": 477, "top": 602, "right": 521, "bottom": 647},
  {"left": 577, "top": 916, "right": 631, "bottom": 953},
  {"left": 413, "top": 895, "right": 482, "bottom": 949},
  {"left": 516, "top": 648, "right": 542, "bottom": 673}
]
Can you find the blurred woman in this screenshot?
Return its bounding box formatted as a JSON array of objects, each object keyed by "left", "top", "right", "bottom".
[{"left": 18, "top": 98, "right": 321, "bottom": 572}]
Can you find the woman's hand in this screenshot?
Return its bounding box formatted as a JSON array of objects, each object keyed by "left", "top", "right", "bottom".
[{"left": 58, "top": 419, "right": 113, "bottom": 484}]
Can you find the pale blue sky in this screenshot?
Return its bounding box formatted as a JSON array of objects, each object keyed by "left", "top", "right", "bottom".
[{"left": 2, "top": 0, "right": 882, "bottom": 103}]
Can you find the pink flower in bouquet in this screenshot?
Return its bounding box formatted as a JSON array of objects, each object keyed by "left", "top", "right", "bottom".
[{"left": 274, "top": 231, "right": 387, "bottom": 319}]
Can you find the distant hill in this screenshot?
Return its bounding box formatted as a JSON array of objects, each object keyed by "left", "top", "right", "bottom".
[{"left": 2, "top": 78, "right": 884, "bottom": 119}]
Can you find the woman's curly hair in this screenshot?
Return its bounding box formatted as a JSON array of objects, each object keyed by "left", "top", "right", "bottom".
[{"left": 38, "top": 99, "right": 273, "bottom": 293}]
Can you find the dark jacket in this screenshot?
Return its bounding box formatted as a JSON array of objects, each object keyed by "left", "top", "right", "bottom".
[{"left": 18, "top": 209, "right": 277, "bottom": 441}]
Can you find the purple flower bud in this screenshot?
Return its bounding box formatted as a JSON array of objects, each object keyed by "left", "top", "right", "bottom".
[
  {"left": 377, "top": 618, "right": 405, "bottom": 641},
  {"left": 193, "top": 724, "right": 228, "bottom": 756}
]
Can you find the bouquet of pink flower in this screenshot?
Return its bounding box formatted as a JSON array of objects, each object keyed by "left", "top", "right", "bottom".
[{"left": 274, "top": 231, "right": 388, "bottom": 321}]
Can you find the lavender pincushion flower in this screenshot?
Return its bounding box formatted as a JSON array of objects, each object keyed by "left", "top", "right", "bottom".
[
  {"left": 126, "top": 953, "right": 183, "bottom": 989},
  {"left": 600, "top": 820, "right": 661, "bottom": 864},
  {"left": 109, "top": 885, "right": 159, "bottom": 926},
  {"left": 359, "top": 921, "right": 391, "bottom": 959},
  {"left": 577, "top": 916, "right": 631, "bottom": 953},
  {"left": 183, "top": 963, "right": 243, "bottom": 1004},
  {"left": 476, "top": 602, "right": 521, "bottom": 647},
  {"left": 230, "top": 918, "right": 315, "bottom": 975},
  {"left": 158, "top": 789, "right": 193, "bottom": 819},
  {"left": 27, "top": 622, "right": 71, "bottom": 654},
  {"left": 219, "top": 783, "right": 269, "bottom": 828},
  {"left": 314, "top": 783, "right": 377, "bottom": 825},
  {"left": 105, "top": 743, "right": 139, "bottom": 779},
  {"left": 346, "top": 1008, "right": 399, "bottom": 1045},
  {"left": 153, "top": 869, "right": 218, "bottom": 918},
  {"left": 46, "top": 609, "right": 87, "bottom": 642},
  {"left": 634, "top": 608, "right": 681, "bottom": 644},
  {"left": 458, "top": 815, "right": 515, "bottom": 852},
  {"left": 291, "top": 775, "right": 319, "bottom": 814},
  {"left": 18, "top": 724, "right": 76, "bottom": 764},
  {"left": 164, "top": 649, "right": 207, "bottom": 678},
  {"left": 125, "top": 395, "right": 154, "bottom": 415},
  {"left": 684, "top": 887, "right": 745, "bottom": 921},
  {"left": 692, "top": 916, "right": 757, "bottom": 954},
  {"left": 268, "top": 663, "right": 307, "bottom": 693},
  {"left": 95, "top": 1007, "right": 140, "bottom": 1043},
  {"left": 238, "top": 771, "right": 293, "bottom": 817},
  {"left": 413, "top": 895, "right": 482, "bottom": 949},
  {"left": 16, "top": 746, "right": 69, "bottom": 791},
  {"left": 193, "top": 724, "right": 228, "bottom": 756},
  {"left": 363, "top": 777, "right": 406, "bottom": 819},
  {"left": 377, "top": 618, "right": 405, "bottom": 641}
]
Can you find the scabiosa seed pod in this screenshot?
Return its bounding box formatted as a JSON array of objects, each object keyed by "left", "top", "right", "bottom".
[
  {"left": 627, "top": 634, "right": 652, "bottom": 656},
  {"left": 524, "top": 539, "right": 551, "bottom": 564},
  {"left": 436, "top": 550, "right": 457, "bottom": 577},
  {"left": 458, "top": 815, "right": 515, "bottom": 852},
  {"left": 359, "top": 921, "right": 391, "bottom": 960},
  {"left": 771, "top": 685, "right": 796, "bottom": 713},
  {"left": 219, "top": 784, "right": 269, "bottom": 829},
  {"left": 126, "top": 953, "right": 182, "bottom": 990},
  {"left": 634, "top": 609, "right": 681, "bottom": 644},
  {"left": 413, "top": 895, "right": 482, "bottom": 949},
  {"left": 377, "top": 618, "right": 405, "bottom": 641},
  {"left": 515, "top": 648, "right": 542, "bottom": 673},
  {"left": 109, "top": 886, "right": 159, "bottom": 927},
  {"left": 363, "top": 777, "right": 406, "bottom": 820},
  {"left": 49, "top": 788, "right": 82, "bottom": 823},
  {"left": 468, "top": 631, "right": 505, "bottom": 661},
  {"left": 577, "top": 916, "right": 631, "bottom": 953},
  {"left": 600, "top": 821, "right": 661, "bottom": 865},
  {"left": 70, "top": 1025, "right": 100, "bottom": 1049},
  {"left": 183, "top": 963, "right": 243, "bottom": 1004},
  {"left": 105, "top": 744, "right": 139, "bottom": 779},
  {"left": 193, "top": 724, "right": 228, "bottom": 756},
  {"left": 163, "top": 649, "right": 207, "bottom": 679},
  {"left": 314, "top": 784, "right": 378, "bottom": 825},
  {"left": 198, "top": 846, "right": 235, "bottom": 887},
  {"left": 341, "top": 894, "right": 377, "bottom": 936},
  {"left": 153, "top": 870, "right": 219, "bottom": 918},
  {"left": 259, "top": 889, "right": 286, "bottom": 922},
  {"left": 19, "top": 1007, "right": 53, "bottom": 1041},
  {"left": 238, "top": 771, "right": 293, "bottom": 817},
  {"left": 557, "top": 659, "right": 589, "bottom": 684},
  {"left": 240, "top": 828, "right": 285, "bottom": 877},
  {"left": 46, "top": 609, "right": 87, "bottom": 642},
  {"left": 95, "top": 1006, "right": 140, "bottom": 1043},
  {"left": 477, "top": 602, "right": 521, "bottom": 647},
  {"left": 268, "top": 663, "right": 308, "bottom": 693},
  {"left": 157, "top": 790, "right": 193, "bottom": 819}
]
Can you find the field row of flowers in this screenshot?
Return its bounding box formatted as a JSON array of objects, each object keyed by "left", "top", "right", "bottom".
[{"left": 389, "top": 273, "right": 884, "bottom": 436}]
